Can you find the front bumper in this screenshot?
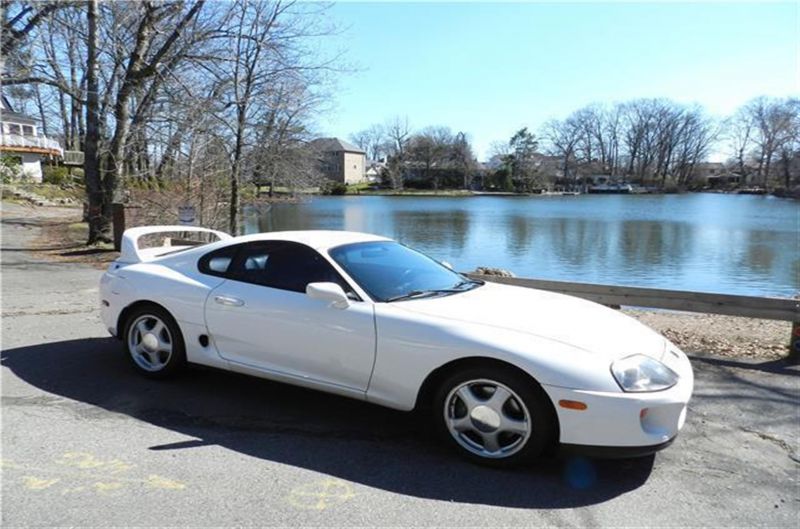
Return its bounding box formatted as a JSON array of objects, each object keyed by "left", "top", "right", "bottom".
[
  {"left": 560, "top": 437, "right": 675, "bottom": 459},
  {"left": 543, "top": 347, "right": 694, "bottom": 451}
]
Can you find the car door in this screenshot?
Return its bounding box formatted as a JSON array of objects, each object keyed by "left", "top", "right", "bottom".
[{"left": 203, "top": 241, "right": 376, "bottom": 392}]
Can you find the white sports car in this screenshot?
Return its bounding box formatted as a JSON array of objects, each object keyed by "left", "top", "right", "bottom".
[{"left": 100, "top": 226, "right": 693, "bottom": 466}]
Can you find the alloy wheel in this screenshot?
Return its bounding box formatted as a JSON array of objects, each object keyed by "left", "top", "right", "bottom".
[
  {"left": 127, "top": 314, "right": 173, "bottom": 372},
  {"left": 444, "top": 378, "right": 532, "bottom": 458}
]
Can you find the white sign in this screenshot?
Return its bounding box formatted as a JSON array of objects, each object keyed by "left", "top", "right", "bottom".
[{"left": 178, "top": 205, "right": 196, "bottom": 226}]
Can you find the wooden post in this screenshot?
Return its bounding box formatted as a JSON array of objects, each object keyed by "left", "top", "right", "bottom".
[
  {"left": 789, "top": 322, "right": 800, "bottom": 364},
  {"left": 112, "top": 202, "right": 125, "bottom": 251}
]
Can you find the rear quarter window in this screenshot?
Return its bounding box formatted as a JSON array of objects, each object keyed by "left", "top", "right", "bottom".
[{"left": 198, "top": 245, "right": 239, "bottom": 277}]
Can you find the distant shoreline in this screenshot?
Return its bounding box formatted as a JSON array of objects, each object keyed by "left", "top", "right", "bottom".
[{"left": 323, "top": 189, "right": 797, "bottom": 199}]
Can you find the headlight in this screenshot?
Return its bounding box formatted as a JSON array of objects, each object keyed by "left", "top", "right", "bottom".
[{"left": 611, "top": 354, "right": 678, "bottom": 392}]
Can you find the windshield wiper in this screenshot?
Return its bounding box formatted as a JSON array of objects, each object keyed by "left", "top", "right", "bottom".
[
  {"left": 452, "top": 278, "right": 484, "bottom": 289},
  {"left": 385, "top": 279, "right": 484, "bottom": 303},
  {"left": 386, "top": 289, "right": 461, "bottom": 302}
]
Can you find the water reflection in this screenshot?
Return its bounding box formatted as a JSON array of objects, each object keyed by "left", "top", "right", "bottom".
[
  {"left": 618, "top": 220, "right": 694, "bottom": 268},
  {"left": 739, "top": 230, "right": 778, "bottom": 274},
  {"left": 547, "top": 217, "right": 614, "bottom": 267},
  {"left": 505, "top": 214, "right": 536, "bottom": 258},
  {"left": 242, "top": 194, "right": 799, "bottom": 297},
  {"left": 391, "top": 209, "right": 471, "bottom": 254}
]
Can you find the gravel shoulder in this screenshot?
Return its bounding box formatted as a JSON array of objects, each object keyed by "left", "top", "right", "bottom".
[{"left": 627, "top": 310, "right": 791, "bottom": 359}]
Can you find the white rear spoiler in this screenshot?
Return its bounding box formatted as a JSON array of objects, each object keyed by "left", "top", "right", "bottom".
[{"left": 119, "top": 225, "right": 232, "bottom": 263}]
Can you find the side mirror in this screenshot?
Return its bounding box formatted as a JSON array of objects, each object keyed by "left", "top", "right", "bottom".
[
  {"left": 306, "top": 282, "right": 350, "bottom": 309},
  {"left": 441, "top": 260, "right": 454, "bottom": 271}
]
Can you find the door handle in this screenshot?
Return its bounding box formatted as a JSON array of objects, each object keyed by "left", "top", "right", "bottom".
[{"left": 214, "top": 295, "right": 245, "bottom": 307}]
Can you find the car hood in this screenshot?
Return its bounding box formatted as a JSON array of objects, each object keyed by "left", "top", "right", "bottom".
[{"left": 393, "top": 281, "right": 666, "bottom": 361}]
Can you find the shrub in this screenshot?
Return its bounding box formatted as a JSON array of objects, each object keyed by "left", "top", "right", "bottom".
[
  {"left": 42, "top": 164, "right": 71, "bottom": 185},
  {"left": 321, "top": 181, "right": 348, "bottom": 195},
  {"left": 0, "top": 155, "right": 22, "bottom": 183}
]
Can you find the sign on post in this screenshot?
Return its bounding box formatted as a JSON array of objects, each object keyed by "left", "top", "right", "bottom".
[{"left": 178, "top": 205, "right": 196, "bottom": 226}]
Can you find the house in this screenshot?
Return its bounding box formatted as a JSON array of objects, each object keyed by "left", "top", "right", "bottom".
[
  {"left": 691, "top": 162, "right": 726, "bottom": 184},
  {"left": 0, "top": 95, "right": 62, "bottom": 182},
  {"left": 310, "top": 137, "right": 366, "bottom": 184},
  {"left": 364, "top": 158, "right": 386, "bottom": 183}
]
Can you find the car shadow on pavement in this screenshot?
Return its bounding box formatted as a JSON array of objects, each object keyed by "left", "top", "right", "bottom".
[
  {"left": 690, "top": 355, "right": 800, "bottom": 377},
  {"left": 2, "top": 337, "right": 655, "bottom": 509}
]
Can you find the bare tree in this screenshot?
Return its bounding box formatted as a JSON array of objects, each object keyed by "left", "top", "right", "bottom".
[
  {"left": 3, "top": 0, "right": 340, "bottom": 241},
  {"left": 217, "top": 0, "right": 283, "bottom": 234},
  {"left": 83, "top": 0, "right": 102, "bottom": 241},
  {"left": 349, "top": 123, "right": 386, "bottom": 160},
  {"left": 775, "top": 99, "right": 800, "bottom": 188},
  {"left": 348, "top": 129, "right": 369, "bottom": 153},
  {"left": 407, "top": 126, "right": 453, "bottom": 190},
  {"left": 725, "top": 108, "right": 754, "bottom": 179},
  {"left": 1, "top": 0, "right": 63, "bottom": 57},
  {"left": 540, "top": 99, "right": 717, "bottom": 189},
  {"left": 749, "top": 97, "right": 797, "bottom": 187},
  {"left": 213, "top": 0, "right": 339, "bottom": 233},
  {"left": 722, "top": 97, "right": 799, "bottom": 188},
  {"left": 542, "top": 117, "right": 581, "bottom": 186},
  {"left": 384, "top": 115, "right": 411, "bottom": 158},
  {"left": 452, "top": 131, "right": 476, "bottom": 189}
]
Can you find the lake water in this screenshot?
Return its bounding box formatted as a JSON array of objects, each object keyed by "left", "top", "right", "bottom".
[{"left": 243, "top": 193, "right": 799, "bottom": 298}]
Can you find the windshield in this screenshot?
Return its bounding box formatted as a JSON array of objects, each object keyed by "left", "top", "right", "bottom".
[{"left": 329, "top": 241, "right": 480, "bottom": 302}]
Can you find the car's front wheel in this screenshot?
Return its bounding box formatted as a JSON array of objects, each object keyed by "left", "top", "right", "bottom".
[
  {"left": 123, "top": 304, "right": 186, "bottom": 378},
  {"left": 433, "top": 366, "right": 556, "bottom": 466}
]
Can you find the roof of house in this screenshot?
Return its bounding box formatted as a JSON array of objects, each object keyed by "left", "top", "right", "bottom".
[
  {"left": 310, "top": 137, "right": 366, "bottom": 154},
  {"left": 694, "top": 162, "right": 725, "bottom": 169},
  {"left": 0, "top": 93, "right": 37, "bottom": 124},
  {"left": 1, "top": 110, "right": 37, "bottom": 125}
]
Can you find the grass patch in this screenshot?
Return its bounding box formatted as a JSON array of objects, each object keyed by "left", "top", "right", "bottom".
[
  {"left": 344, "top": 182, "right": 373, "bottom": 194},
  {"left": 4, "top": 182, "right": 84, "bottom": 201}
]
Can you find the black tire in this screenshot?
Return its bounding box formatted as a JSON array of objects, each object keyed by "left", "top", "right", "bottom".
[
  {"left": 122, "top": 303, "right": 186, "bottom": 379},
  {"left": 432, "top": 365, "right": 556, "bottom": 467}
]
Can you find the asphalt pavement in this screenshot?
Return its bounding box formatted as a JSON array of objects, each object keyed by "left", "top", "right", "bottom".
[{"left": 1, "top": 202, "right": 798, "bottom": 527}]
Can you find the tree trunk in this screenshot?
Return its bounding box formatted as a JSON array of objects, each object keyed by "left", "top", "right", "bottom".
[
  {"left": 229, "top": 107, "right": 245, "bottom": 235},
  {"left": 69, "top": 45, "right": 81, "bottom": 150},
  {"left": 57, "top": 89, "right": 69, "bottom": 147},
  {"left": 781, "top": 150, "right": 791, "bottom": 189},
  {"left": 84, "top": 0, "right": 110, "bottom": 243},
  {"left": 763, "top": 152, "right": 773, "bottom": 189},
  {"left": 34, "top": 84, "right": 48, "bottom": 137},
  {"left": 107, "top": 82, "right": 135, "bottom": 200}
]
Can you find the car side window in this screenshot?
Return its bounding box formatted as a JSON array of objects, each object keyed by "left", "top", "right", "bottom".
[
  {"left": 198, "top": 245, "right": 240, "bottom": 277},
  {"left": 229, "top": 241, "right": 359, "bottom": 299}
]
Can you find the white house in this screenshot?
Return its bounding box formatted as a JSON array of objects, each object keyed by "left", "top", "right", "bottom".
[{"left": 0, "top": 95, "right": 63, "bottom": 182}]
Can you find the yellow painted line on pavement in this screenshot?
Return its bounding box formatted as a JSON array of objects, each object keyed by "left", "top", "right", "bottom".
[
  {"left": 287, "top": 478, "right": 356, "bottom": 510},
  {"left": 1, "top": 453, "right": 186, "bottom": 495}
]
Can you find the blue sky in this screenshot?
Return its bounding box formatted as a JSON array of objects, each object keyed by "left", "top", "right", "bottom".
[{"left": 316, "top": 1, "right": 798, "bottom": 159}]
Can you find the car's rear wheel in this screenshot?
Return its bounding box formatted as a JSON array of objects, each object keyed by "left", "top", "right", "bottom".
[
  {"left": 123, "top": 305, "right": 186, "bottom": 378},
  {"left": 433, "top": 366, "right": 556, "bottom": 466}
]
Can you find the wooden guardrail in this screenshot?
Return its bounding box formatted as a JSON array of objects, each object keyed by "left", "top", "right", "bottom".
[
  {"left": 63, "top": 150, "right": 84, "bottom": 166},
  {"left": 468, "top": 274, "right": 800, "bottom": 361}
]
